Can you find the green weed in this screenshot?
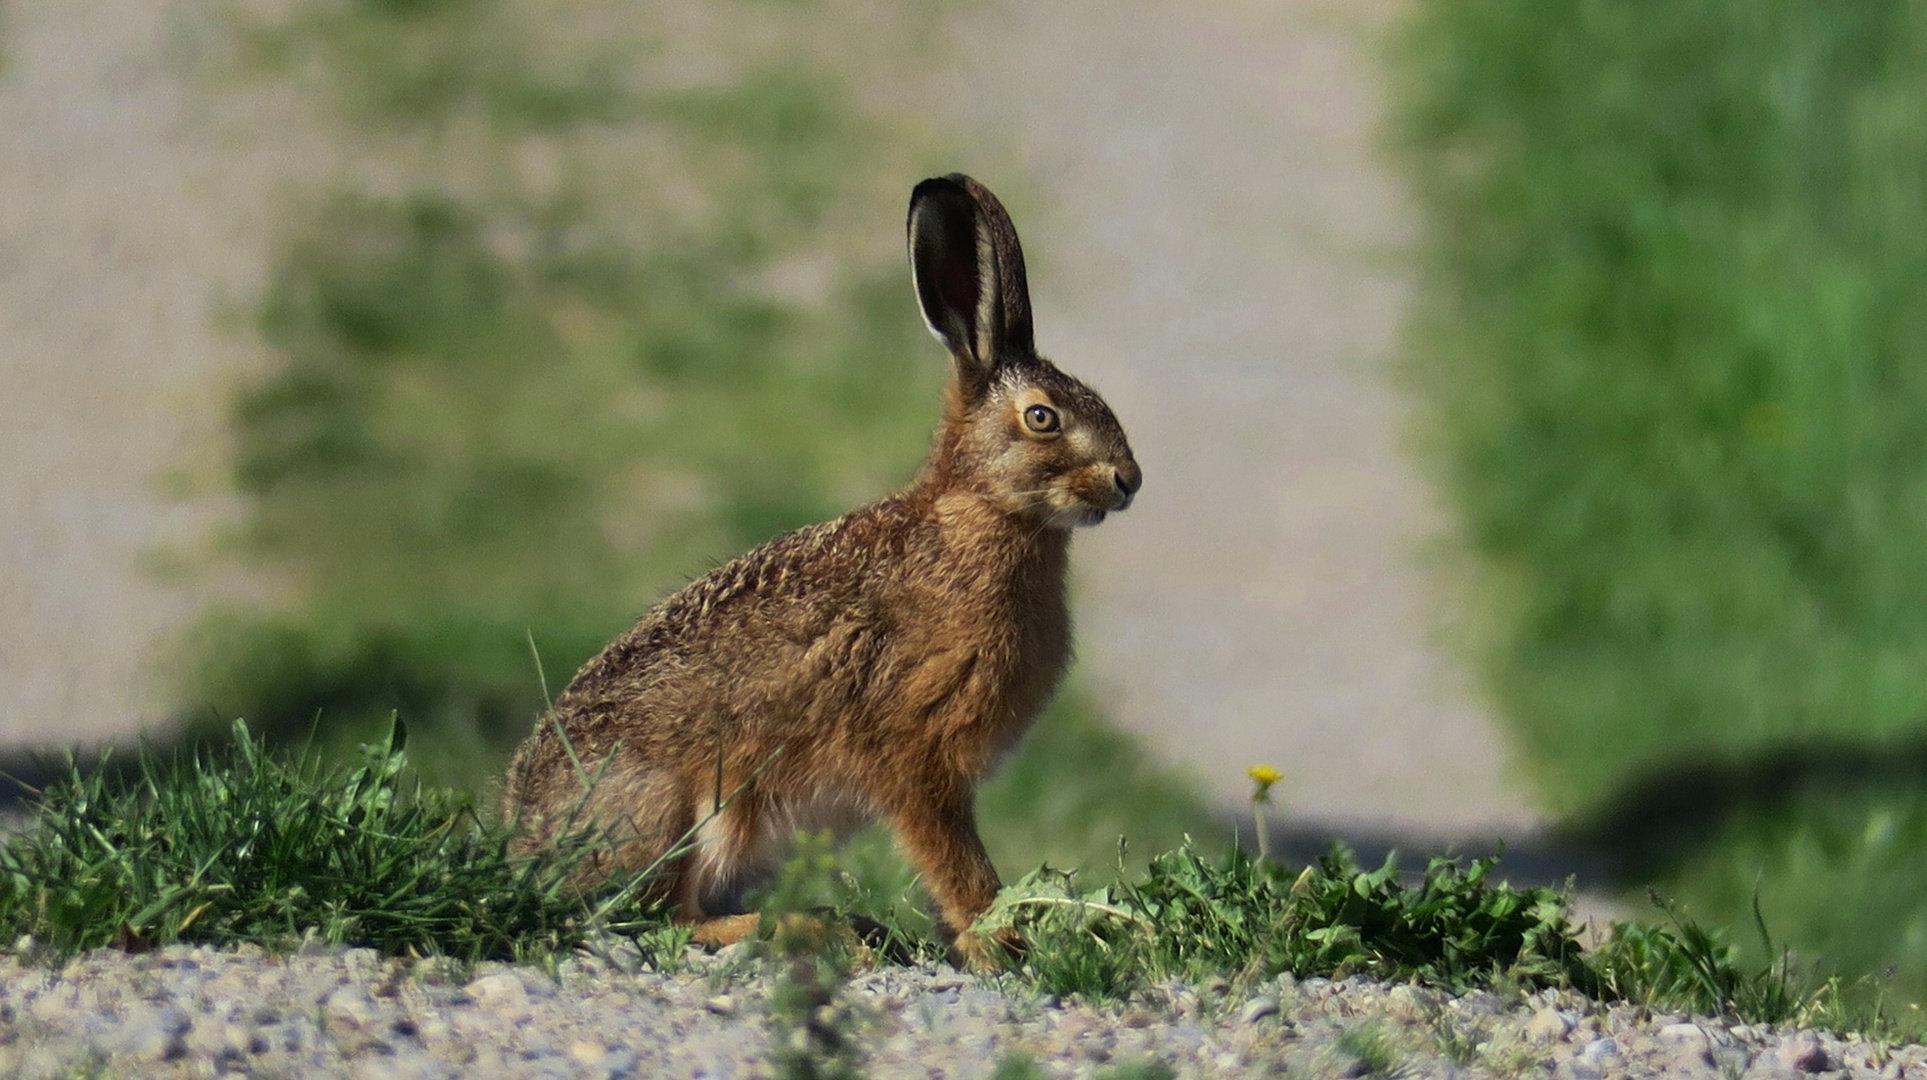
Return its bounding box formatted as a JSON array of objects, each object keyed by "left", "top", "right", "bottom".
[
  {"left": 756, "top": 836, "right": 868, "bottom": 1080},
  {"left": 975, "top": 841, "right": 1890, "bottom": 1032},
  {"left": 1588, "top": 892, "right": 1797, "bottom": 1023},
  {"left": 986, "top": 1055, "right": 1045, "bottom": 1080},
  {"left": 1426, "top": 1002, "right": 1486, "bottom": 1067},
  {"left": 986, "top": 845, "right": 1589, "bottom": 1000}
]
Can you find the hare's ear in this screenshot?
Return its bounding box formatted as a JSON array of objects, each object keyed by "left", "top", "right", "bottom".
[{"left": 907, "top": 174, "right": 1034, "bottom": 401}]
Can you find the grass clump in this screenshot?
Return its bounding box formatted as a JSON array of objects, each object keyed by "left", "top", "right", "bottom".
[{"left": 0, "top": 718, "right": 662, "bottom": 963}]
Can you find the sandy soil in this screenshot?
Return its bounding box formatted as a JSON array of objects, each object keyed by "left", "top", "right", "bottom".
[
  {"left": 0, "top": 2, "right": 1541, "bottom": 839},
  {"left": 0, "top": 2, "right": 266, "bottom": 746}
]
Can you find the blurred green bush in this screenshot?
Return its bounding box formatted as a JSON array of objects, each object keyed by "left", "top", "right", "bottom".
[
  {"left": 1392, "top": 0, "right": 1927, "bottom": 997},
  {"left": 171, "top": 0, "right": 1211, "bottom": 875}
]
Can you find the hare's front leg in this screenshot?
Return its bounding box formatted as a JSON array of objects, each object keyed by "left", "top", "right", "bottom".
[{"left": 881, "top": 772, "right": 1019, "bottom": 971}]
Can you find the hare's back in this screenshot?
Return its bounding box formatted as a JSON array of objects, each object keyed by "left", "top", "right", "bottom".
[{"left": 554, "top": 498, "right": 928, "bottom": 720}]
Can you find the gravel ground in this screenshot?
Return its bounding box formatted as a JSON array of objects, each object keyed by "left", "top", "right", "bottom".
[{"left": 0, "top": 942, "right": 1910, "bottom": 1079}]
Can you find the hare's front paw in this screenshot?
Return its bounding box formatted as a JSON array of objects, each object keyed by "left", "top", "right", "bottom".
[{"left": 951, "top": 927, "right": 1026, "bottom": 974}]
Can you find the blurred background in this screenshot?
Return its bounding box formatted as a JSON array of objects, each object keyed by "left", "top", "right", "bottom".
[{"left": 5, "top": 0, "right": 1927, "bottom": 1004}]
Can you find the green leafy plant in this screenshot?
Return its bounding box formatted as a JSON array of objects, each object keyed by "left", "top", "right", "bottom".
[
  {"left": 977, "top": 840, "right": 1873, "bottom": 1031},
  {"left": 984, "top": 845, "right": 1591, "bottom": 1001}
]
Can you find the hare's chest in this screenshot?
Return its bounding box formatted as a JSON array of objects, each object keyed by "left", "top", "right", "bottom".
[{"left": 948, "top": 563, "right": 1073, "bottom": 750}]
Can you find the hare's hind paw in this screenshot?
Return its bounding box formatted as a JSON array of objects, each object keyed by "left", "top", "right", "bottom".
[
  {"left": 950, "top": 927, "right": 1025, "bottom": 974},
  {"left": 688, "top": 913, "right": 763, "bottom": 950},
  {"left": 690, "top": 911, "right": 877, "bottom": 960}
]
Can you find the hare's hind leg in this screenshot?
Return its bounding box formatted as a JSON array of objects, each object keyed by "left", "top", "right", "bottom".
[{"left": 672, "top": 788, "right": 776, "bottom": 927}]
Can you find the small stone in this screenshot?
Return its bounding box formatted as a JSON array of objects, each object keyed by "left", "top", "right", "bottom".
[
  {"left": 1525, "top": 1006, "right": 1574, "bottom": 1044},
  {"left": 1334, "top": 1057, "right": 1372, "bottom": 1079},
  {"left": 464, "top": 973, "right": 529, "bottom": 1008},
  {"left": 157, "top": 1004, "right": 193, "bottom": 1036},
  {"left": 355, "top": 1053, "right": 454, "bottom": 1080},
  {"left": 1578, "top": 1038, "right": 1619, "bottom": 1065},
  {"left": 594, "top": 1048, "right": 642, "bottom": 1080},
  {"left": 108, "top": 1015, "right": 178, "bottom": 1058},
  {"left": 1385, "top": 984, "right": 1422, "bottom": 1018},
  {"left": 1657, "top": 1022, "right": 1705, "bottom": 1041},
  {"left": 323, "top": 986, "right": 381, "bottom": 1033},
  {"left": 571, "top": 1039, "right": 609, "bottom": 1064},
  {"left": 1709, "top": 1044, "right": 1752, "bottom": 1076},
  {"left": 1778, "top": 1033, "right": 1835, "bottom": 1074},
  {"left": 1239, "top": 996, "right": 1280, "bottom": 1024},
  {"left": 704, "top": 994, "right": 736, "bottom": 1016}
]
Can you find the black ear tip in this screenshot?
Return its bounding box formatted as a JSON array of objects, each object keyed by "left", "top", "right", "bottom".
[{"left": 911, "top": 174, "right": 974, "bottom": 208}]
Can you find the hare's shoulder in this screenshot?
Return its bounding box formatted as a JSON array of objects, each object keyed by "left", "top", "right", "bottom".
[{"left": 664, "top": 495, "right": 926, "bottom": 626}]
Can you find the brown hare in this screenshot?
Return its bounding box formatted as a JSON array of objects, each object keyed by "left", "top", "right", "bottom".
[{"left": 500, "top": 174, "right": 1141, "bottom": 970}]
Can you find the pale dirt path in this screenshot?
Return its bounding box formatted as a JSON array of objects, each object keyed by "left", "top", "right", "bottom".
[
  {"left": 0, "top": 2, "right": 267, "bottom": 747},
  {"left": 938, "top": 0, "right": 1543, "bottom": 838},
  {"left": 0, "top": 2, "right": 1542, "bottom": 841}
]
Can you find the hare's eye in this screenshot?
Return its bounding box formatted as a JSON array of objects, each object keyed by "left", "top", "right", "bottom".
[{"left": 1023, "top": 404, "right": 1061, "bottom": 434}]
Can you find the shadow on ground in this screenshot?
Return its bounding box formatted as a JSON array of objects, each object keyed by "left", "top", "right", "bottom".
[
  {"left": 1555, "top": 734, "right": 1927, "bottom": 878},
  {"left": 1243, "top": 733, "right": 1927, "bottom": 893}
]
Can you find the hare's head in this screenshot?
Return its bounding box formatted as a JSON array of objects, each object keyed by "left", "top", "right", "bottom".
[{"left": 909, "top": 175, "right": 1141, "bottom": 529}]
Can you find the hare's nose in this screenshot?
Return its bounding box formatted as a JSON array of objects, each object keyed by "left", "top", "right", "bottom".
[{"left": 1112, "top": 461, "right": 1142, "bottom": 503}]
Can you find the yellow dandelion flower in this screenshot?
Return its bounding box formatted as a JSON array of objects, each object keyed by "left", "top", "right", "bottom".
[{"left": 1246, "top": 764, "right": 1282, "bottom": 861}]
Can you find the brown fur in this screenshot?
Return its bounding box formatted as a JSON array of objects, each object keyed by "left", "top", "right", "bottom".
[{"left": 500, "top": 174, "right": 1141, "bottom": 968}]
